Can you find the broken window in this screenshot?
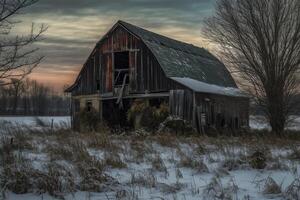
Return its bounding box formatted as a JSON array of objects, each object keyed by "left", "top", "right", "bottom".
[{"left": 114, "top": 51, "right": 129, "bottom": 86}]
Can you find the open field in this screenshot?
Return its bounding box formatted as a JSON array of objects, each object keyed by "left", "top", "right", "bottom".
[
  {"left": 1, "top": 115, "right": 300, "bottom": 131},
  {"left": 0, "top": 117, "right": 300, "bottom": 199}
]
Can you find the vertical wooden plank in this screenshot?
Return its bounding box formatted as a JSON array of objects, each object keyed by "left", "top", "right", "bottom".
[
  {"left": 141, "top": 48, "right": 144, "bottom": 91},
  {"left": 192, "top": 92, "right": 197, "bottom": 132},
  {"left": 111, "top": 34, "right": 115, "bottom": 92}
]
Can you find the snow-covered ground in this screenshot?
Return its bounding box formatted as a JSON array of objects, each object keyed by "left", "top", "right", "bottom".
[
  {"left": 249, "top": 115, "right": 300, "bottom": 130},
  {"left": 0, "top": 116, "right": 299, "bottom": 200},
  {"left": 0, "top": 116, "right": 71, "bottom": 134},
  {"left": 0, "top": 115, "right": 299, "bottom": 131},
  {"left": 0, "top": 130, "right": 300, "bottom": 199},
  {"left": 0, "top": 116, "right": 70, "bottom": 127}
]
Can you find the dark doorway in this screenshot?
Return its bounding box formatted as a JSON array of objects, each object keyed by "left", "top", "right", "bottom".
[
  {"left": 102, "top": 99, "right": 131, "bottom": 129},
  {"left": 114, "top": 51, "right": 129, "bottom": 86}
]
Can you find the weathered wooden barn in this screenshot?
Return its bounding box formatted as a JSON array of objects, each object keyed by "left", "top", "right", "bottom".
[{"left": 65, "top": 20, "right": 249, "bottom": 132}]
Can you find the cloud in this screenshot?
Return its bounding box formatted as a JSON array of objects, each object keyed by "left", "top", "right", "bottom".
[{"left": 17, "top": 0, "right": 216, "bottom": 91}]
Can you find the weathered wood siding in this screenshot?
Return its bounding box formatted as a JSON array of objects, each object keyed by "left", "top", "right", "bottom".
[
  {"left": 169, "top": 89, "right": 193, "bottom": 121},
  {"left": 193, "top": 93, "right": 249, "bottom": 131},
  {"left": 169, "top": 89, "right": 249, "bottom": 132},
  {"left": 71, "top": 25, "right": 177, "bottom": 96}
]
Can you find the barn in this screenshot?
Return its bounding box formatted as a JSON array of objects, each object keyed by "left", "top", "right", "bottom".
[{"left": 65, "top": 20, "right": 249, "bottom": 132}]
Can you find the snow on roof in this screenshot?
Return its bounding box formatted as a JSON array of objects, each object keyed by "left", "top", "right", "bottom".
[{"left": 170, "top": 77, "right": 248, "bottom": 97}]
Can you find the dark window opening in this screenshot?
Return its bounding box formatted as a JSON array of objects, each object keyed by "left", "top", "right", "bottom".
[
  {"left": 114, "top": 51, "right": 129, "bottom": 86},
  {"left": 86, "top": 101, "right": 92, "bottom": 112},
  {"left": 96, "top": 79, "right": 100, "bottom": 90}
]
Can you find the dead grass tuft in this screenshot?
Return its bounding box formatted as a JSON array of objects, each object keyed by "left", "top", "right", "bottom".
[
  {"left": 103, "top": 152, "right": 127, "bottom": 169},
  {"left": 262, "top": 177, "right": 282, "bottom": 195},
  {"left": 151, "top": 154, "right": 167, "bottom": 173},
  {"left": 221, "top": 158, "right": 247, "bottom": 171},
  {"left": 177, "top": 154, "right": 208, "bottom": 173},
  {"left": 130, "top": 172, "right": 156, "bottom": 188},
  {"left": 154, "top": 133, "right": 178, "bottom": 148},
  {"left": 248, "top": 149, "right": 268, "bottom": 169},
  {"left": 288, "top": 146, "right": 300, "bottom": 160},
  {"left": 34, "top": 163, "right": 76, "bottom": 198},
  {"left": 45, "top": 143, "right": 73, "bottom": 162},
  {"left": 202, "top": 176, "right": 239, "bottom": 200},
  {"left": 284, "top": 178, "right": 300, "bottom": 200}
]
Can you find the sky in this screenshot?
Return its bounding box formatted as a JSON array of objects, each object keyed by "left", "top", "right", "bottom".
[{"left": 17, "top": 0, "right": 216, "bottom": 91}]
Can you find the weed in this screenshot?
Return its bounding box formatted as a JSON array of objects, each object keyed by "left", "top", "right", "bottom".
[
  {"left": 104, "top": 152, "right": 127, "bottom": 169},
  {"left": 284, "top": 178, "right": 300, "bottom": 200},
  {"left": 151, "top": 154, "right": 167, "bottom": 173},
  {"left": 130, "top": 172, "right": 156, "bottom": 188},
  {"left": 202, "top": 176, "right": 239, "bottom": 200},
  {"left": 262, "top": 177, "right": 282, "bottom": 195},
  {"left": 249, "top": 150, "right": 267, "bottom": 169}
]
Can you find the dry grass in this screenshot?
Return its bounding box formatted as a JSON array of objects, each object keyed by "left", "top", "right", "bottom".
[
  {"left": 130, "top": 171, "right": 156, "bottom": 188},
  {"left": 288, "top": 146, "right": 300, "bottom": 160},
  {"left": 221, "top": 157, "right": 247, "bottom": 171},
  {"left": 127, "top": 139, "right": 155, "bottom": 164},
  {"left": 151, "top": 154, "right": 167, "bottom": 173},
  {"left": 34, "top": 163, "right": 76, "bottom": 198},
  {"left": 103, "top": 152, "right": 127, "bottom": 169},
  {"left": 44, "top": 143, "right": 73, "bottom": 161},
  {"left": 202, "top": 176, "right": 239, "bottom": 200},
  {"left": 175, "top": 145, "right": 209, "bottom": 173},
  {"left": 284, "top": 178, "right": 300, "bottom": 200},
  {"left": 1, "top": 123, "right": 300, "bottom": 199},
  {"left": 248, "top": 149, "right": 268, "bottom": 169},
  {"left": 152, "top": 133, "right": 179, "bottom": 148},
  {"left": 262, "top": 177, "right": 282, "bottom": 195}
]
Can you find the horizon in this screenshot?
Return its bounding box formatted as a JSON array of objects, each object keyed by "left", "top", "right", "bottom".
[{"left": 16, "top": 0, "right": 216, "bottom": 92}]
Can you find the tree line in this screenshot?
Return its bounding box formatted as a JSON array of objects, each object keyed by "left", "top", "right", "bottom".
[{"left": 0, "top": 79, "right": 70, "bottom": 116}]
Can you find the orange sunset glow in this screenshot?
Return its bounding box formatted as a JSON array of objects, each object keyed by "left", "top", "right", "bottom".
[{"left": 16, "top": 0, "right": 215, "bottom": 92}]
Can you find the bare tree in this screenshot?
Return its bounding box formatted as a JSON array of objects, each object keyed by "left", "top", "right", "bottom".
[
  {"left": 10, "top": 78, "right": 24, "bottom": 113},
  {"left": 204, "top": 0, "right": 300, "bottom": 135},
  {"left": 0, "top": 0, "right": 47, "bottom": 85}
]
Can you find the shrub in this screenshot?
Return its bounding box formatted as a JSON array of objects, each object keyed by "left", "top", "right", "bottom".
[
  {"left": 127, "top": 99, "right": 149, "bottom": 122},
  {"left": 2, "top": 165, "right": 32, "bottom": 194},
  {"left": 35, "top": 163, "right": 76, "bottom": 198},
  {"left": 153, "top": 102, "right": 169, "bottom": 123},
  {"left": 162, "top": 117, "right": 194, "bottom": 134},
  {"left": 78, "top": 107, "right": 100, "bottom": 131},
  {"left": 249, "top": 150, "right": 267, "bottom": 169},
  {"left": 127, "top": 99, "right": 169, "bottom": 131}
]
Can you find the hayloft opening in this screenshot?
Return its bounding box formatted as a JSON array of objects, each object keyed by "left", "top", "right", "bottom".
[{"left": 114, "top": 51, "right": 129, "bottom": 86}]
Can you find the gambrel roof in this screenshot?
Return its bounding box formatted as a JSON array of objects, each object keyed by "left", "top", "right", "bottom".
[
  {"left": 118, "top": 20, "right": 237, "bottom": 88},
  {"left": 66, "top": 20, "right": 242, "bottom": 95}
]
